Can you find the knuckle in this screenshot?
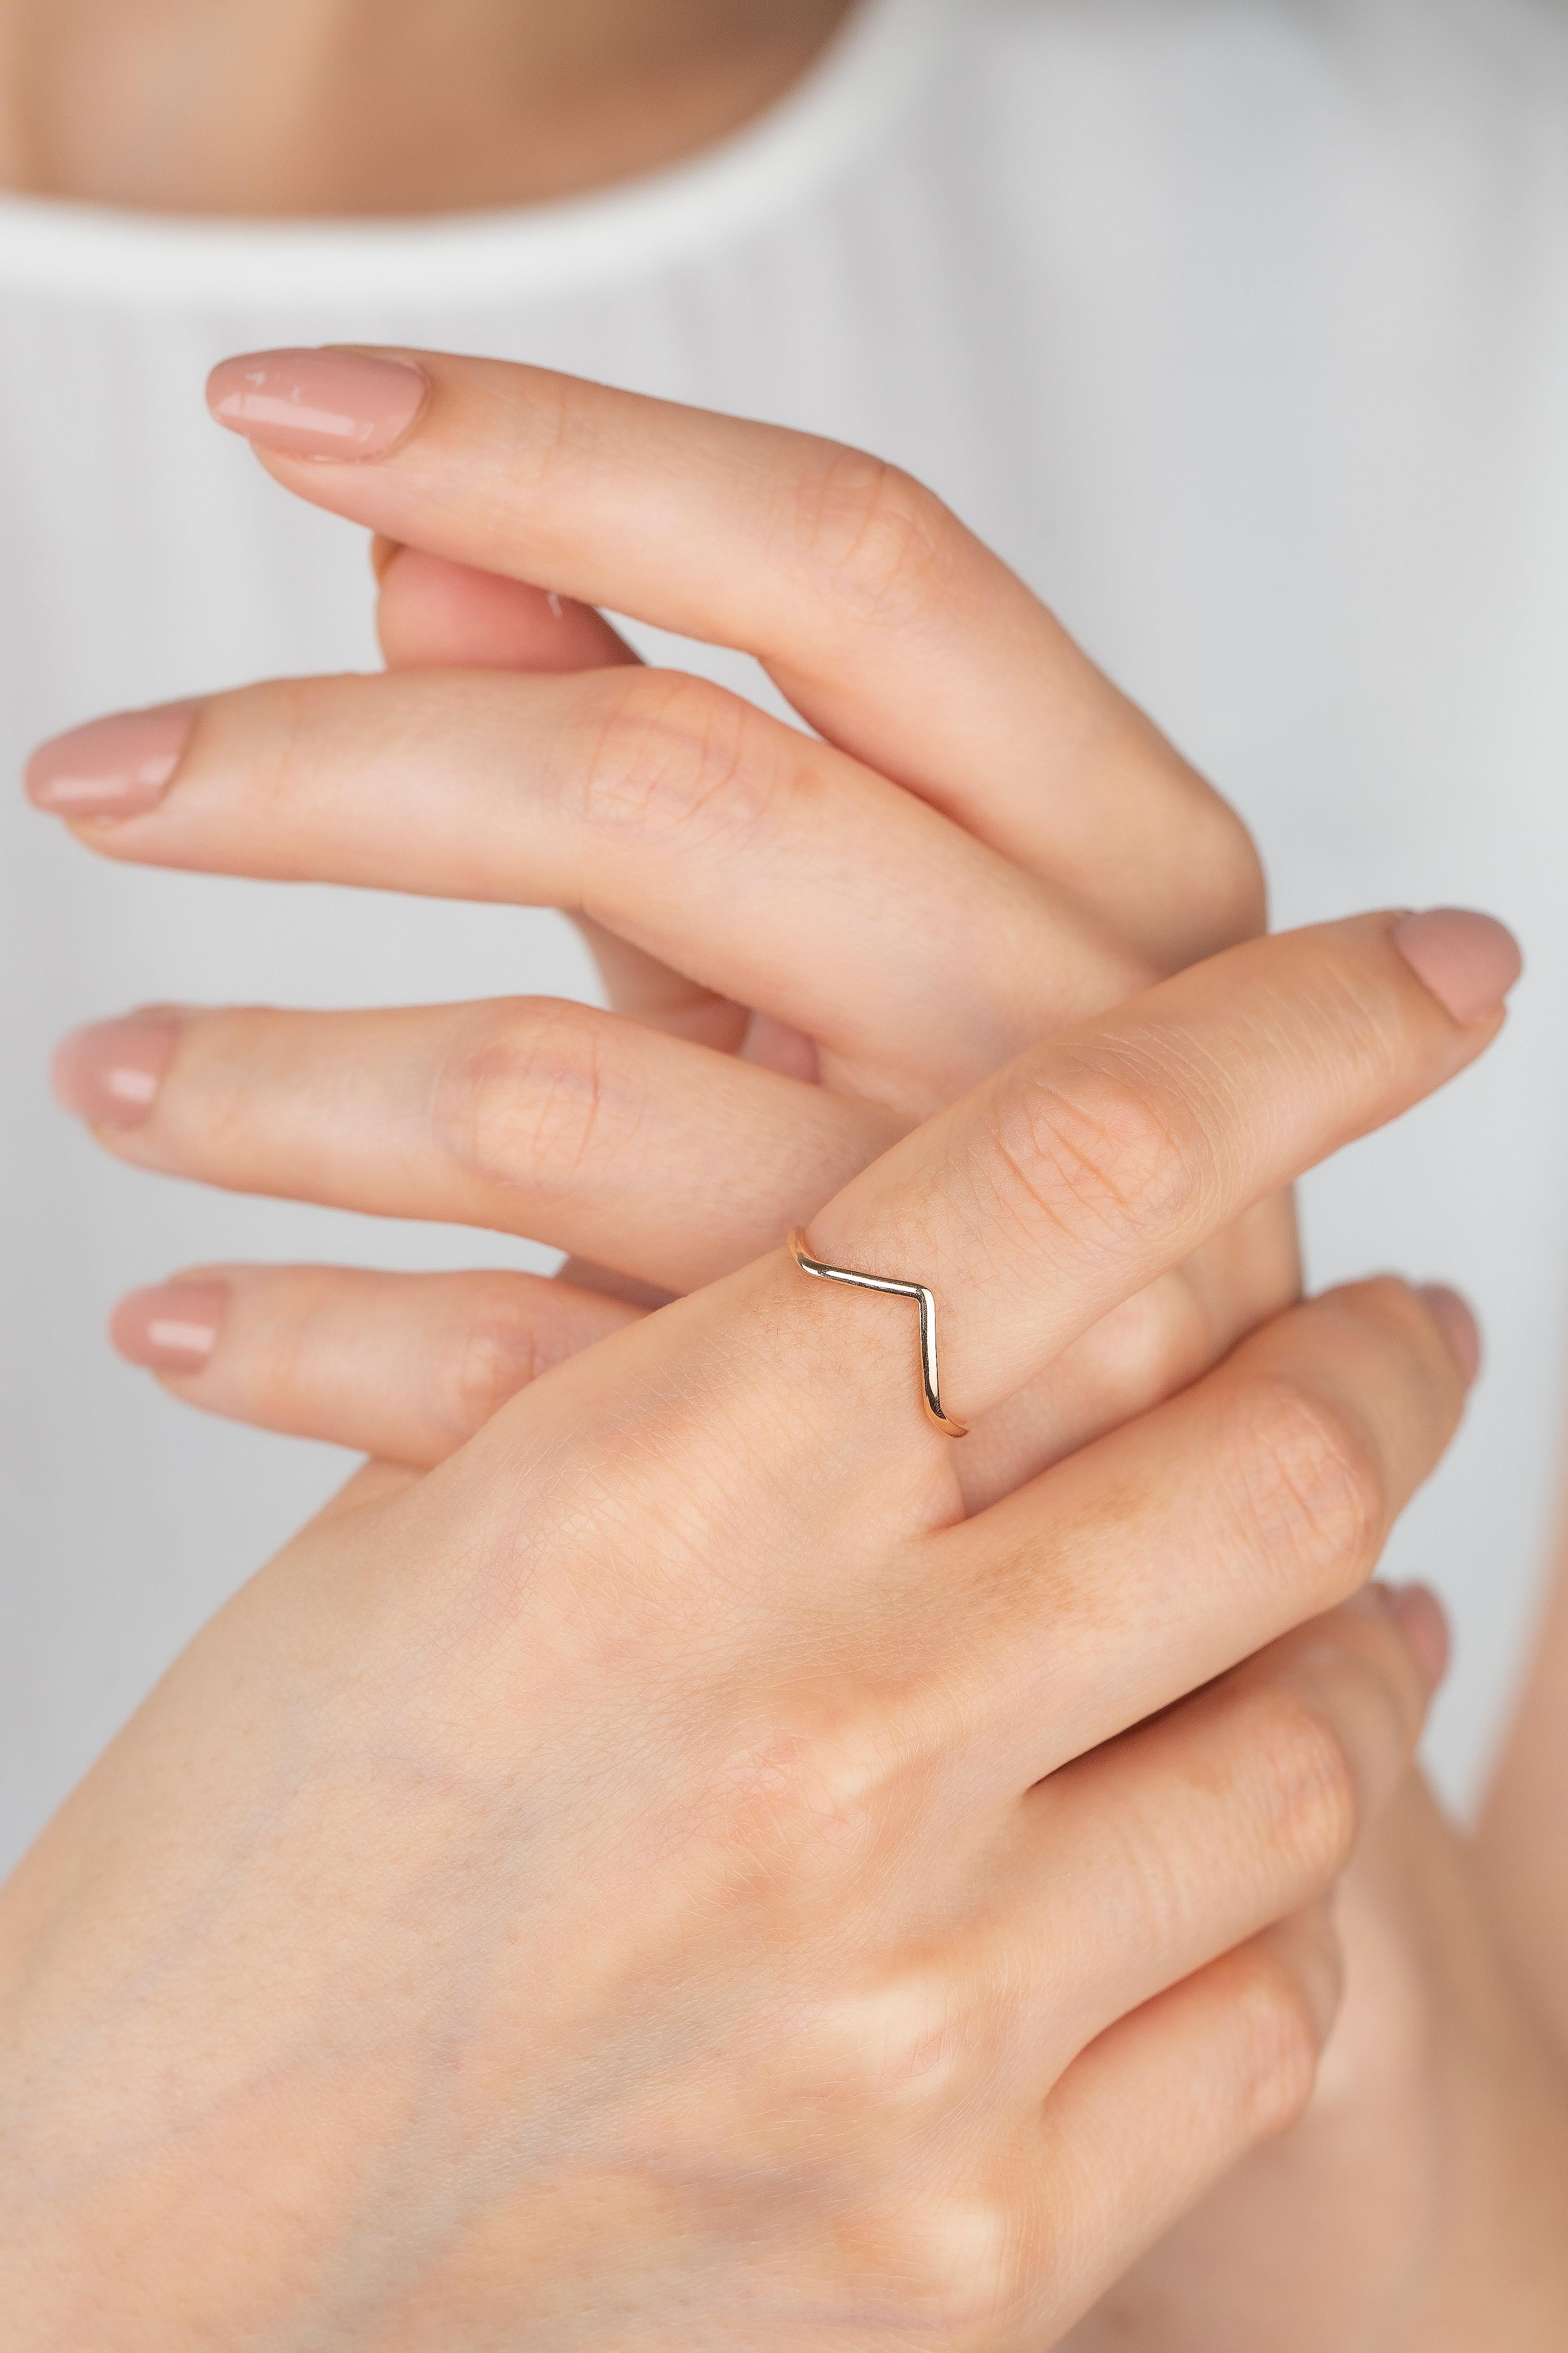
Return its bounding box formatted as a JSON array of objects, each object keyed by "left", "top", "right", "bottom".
[
  {"left": 432, "top": 1291, "right": 553, "bottom": 1441},
  {"left": 1249, "top": 1690, "right": 1363, "bottom": 1880},
  {"left": 434, "top": 998, "right": 643, "bottom": 1198},
  {"left": 866, "top": 2191, "right": 1022, "bottom": 2347},
  {"left": 980, "top": 1058, "right": 1209, "bottom": 1276},
  {"left": 793, "top": 447, "right": 961, "bottom": 627},
  {"left": 1230, "top": 1377, "right": 1387, "bottom": 1592},
  {"left": 573, "top": 668, "right": 786, "bottom": 854},
  {"left": 1229, "top": 1938, "right": 1331, "bottom": 2139},
  {"left": 720, "top": 1704, "right": 913, "bottom": 1887},
  {"left": 813, "top": 1961, "right": 973, "bottom": 2116},
  {"left": 1187, "top": 794, "right": 1268, "bottom": 947}
]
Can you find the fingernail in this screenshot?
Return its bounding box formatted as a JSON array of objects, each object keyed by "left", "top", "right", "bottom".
[
  {"left": 52, "top": 1016, "right": 180, "bottom": 1129},
  {"left": 111, "top": 1281, "right": 228, "bottom": 1374},
  {"left": 1392, "top": 908, "right": 1522, "bottom": 1023},
  {"left": 206, "top": 347, "right": 429, "bottom": 460},
  {"left": 1416, "top": 1283, "right": 1483, "bottom": 1384},
  {"left": 1381, "top": 1581, "right": 1452, "bottom": 1696},
  {"left": 25, "top": 702, "right": 198, "bottom": 820}
]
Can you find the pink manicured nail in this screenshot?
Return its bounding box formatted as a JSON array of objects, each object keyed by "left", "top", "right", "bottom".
[
  {"left": 111, "top": 1282, "right": 228, "bottom": 1375},
  {"left": 206, "top": 348, "right": 429, "bottom": 460},
  {"left": 52, "top": 1016, "right": 180, "bottom": 1129},
  {"left": 1416, "top": 1283, "right": 1483, "bottom": 1384},
  {"left": 1392, "top": 908, "right": 1522, "bottom": 1023},
  {"left": 1383, "top": 1582, "right": 1452, "bottom": 1696},
  {"left": 25, "top": 702, "right": 198, "bottom": 820}
]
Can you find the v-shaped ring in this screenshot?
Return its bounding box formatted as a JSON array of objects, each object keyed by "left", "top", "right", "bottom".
[{"left": 788, "top": 1229, "right": 968, "bottom": 1438}]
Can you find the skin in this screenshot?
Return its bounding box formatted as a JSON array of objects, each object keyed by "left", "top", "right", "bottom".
[
  {"left": 30, "top": 353, "right": 1568, "bottom": 2344},
  {"left": 0, "top": 0, "right": 855, "bottom": 215},
  {"left": 0, "top": 900, "right": 1524, "bottom": 2346},
  {"left": 5, "top": 0, "right": 1566, "bottom": 2331}
]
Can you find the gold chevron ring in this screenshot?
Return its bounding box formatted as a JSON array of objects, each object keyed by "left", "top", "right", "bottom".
[{"left": 788, "top": 1228, "right": 968, "bottom": 1438}]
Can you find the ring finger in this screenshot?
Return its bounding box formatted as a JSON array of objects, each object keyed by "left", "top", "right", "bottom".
[
  {"left": 31, "top": 662, "right": 1146, "bottom": 1121},
  {"left": 54, "top": 995, "right": 890, "bottom": 1292}
]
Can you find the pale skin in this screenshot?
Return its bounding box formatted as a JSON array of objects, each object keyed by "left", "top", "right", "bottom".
[
  {"left": 6, "top": 0, "right": 1568, "bottom": 2339},
  {"left": 22, "top": 350, "right": 1568, "bottom": 2348},
  {"left": 0, "top": 889, "right": 1539, "bottom": 2344}
]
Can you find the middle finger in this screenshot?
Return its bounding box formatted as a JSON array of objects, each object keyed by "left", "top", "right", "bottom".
[{"left": 33, "top": 661, "right": 1147, "bottom": 1120}]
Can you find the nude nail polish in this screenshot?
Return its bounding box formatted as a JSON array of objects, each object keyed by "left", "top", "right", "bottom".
[
  {"left": 52, "top": 1016, "right": 180, "bottom": 1129},
  {"left": 25, "top": 702, "right": 198, "bottom": 820},
  {"left": 111, "top": 1282, "right": 228, "bottom": 1374},
  {"left": 1392, "top": 908, "right": 1522, "bottom": 1023},
  {"left": 206, "top": 348, "right": 430, "bottom": 460},
  {"left": 1415, "top": 1283, "right": 1483, "bottom": 1384}
]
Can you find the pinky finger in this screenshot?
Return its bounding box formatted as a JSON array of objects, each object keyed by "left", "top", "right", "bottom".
[
  {"left": 109, "top": 1263, "right": 642, "bottom": 1465},
  {"left": 1027, "top": 1909, "right": 1343, "bottom": 2343}
]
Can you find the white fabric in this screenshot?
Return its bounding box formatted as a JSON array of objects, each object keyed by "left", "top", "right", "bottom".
[{"left": 2, "top": 0, "right": 1566, "bottom": 1869}]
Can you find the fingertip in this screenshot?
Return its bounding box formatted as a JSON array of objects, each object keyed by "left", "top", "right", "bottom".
[
  {"left": 110, "top": 1280, "right": 229, "bottom": 1375},
  {"left": 206, "top": 348, "right": 430, "bottom": 462},
  {"left": 1391, "top": 908, "right": 1522, "bottom": 1025}
]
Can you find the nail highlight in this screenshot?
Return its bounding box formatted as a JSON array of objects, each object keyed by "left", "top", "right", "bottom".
[
  {"left": 1416, "top": 1283, "right": 1483, "bottom": 1384},
  {"left": 52, "top": 1017, "right": 180, "bottom": 1129},
  {"left": 111, "top": 1282, "right": 228, "bottom": 1375},
  {"left": 26, "top": 703, "right": 198, "bottom": 820},
  {"left": 206, "top": 348, "right": 430, "bottom": 460},
  {"left": 1392, "top": 908, "right": 1522, "bottom": 1023}
]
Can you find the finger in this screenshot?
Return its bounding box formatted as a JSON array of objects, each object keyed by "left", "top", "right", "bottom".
[
  {"left": 54, "top": 997, "right": 895, "bottom": 1292},
  {"left": 30, "top": 668, "right": 1144, "bottom": 1116},
  {"left": 109, "top": 1265, "right": 642, "bottom": 1464},
  {"left": 932, "top": 1274, "right": 1473, "bottom": 1778},
  {"left": 789, "top": 909, "right": 1518, "bottom": 1447},
  {"left": 373, "top": 540, "right": 734, "bottom": 1045},
  {"left": 998, "top": 1584, "right": 1439, "bottom": 2074},
  {"left": 210, "top": 347, "right": 1261, "bottom": 964},
  {"left": 372, "top": 540, "right": 743, "bottom": 1049},
  {"left": 1020, "top": 1911, "right": 1343, "bottom": 2343}
]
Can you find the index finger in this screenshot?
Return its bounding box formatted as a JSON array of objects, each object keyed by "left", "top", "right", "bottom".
[
  {"left": 796, "top": 907, "right": 1518, "bottom": 1448},
  {"left": 480, "top": 908, "right": 1516, "bottom": 1554},
  {"left": 207, "top": 346, "right": 1260, "bottom": 965}
]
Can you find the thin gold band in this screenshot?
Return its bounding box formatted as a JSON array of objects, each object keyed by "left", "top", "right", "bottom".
[{"left": 788, "top": 1228, "right": 968, "bottom": 1439}]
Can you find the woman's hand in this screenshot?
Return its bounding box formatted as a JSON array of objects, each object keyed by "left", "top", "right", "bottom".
[
  {"left": 1066, "top": 1771, "right": 1568, "bottom": 2353},
  {"left": 0, "top": 916, "right": 1501, "bottom": 2347},
  {"left": 26, "top": 351, "right": 1560, "bottom": 2344},
  {"left": 30, "top": 349, "right": 1305, "bottom": 1510}
]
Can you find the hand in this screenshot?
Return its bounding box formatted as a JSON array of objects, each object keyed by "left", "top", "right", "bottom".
[
  {"left": 31, "top": 349, "right": 1302, "bottom": 1514},
  {"left": 362, "top": 427, "right": 1568, "bottom": 2353},
  {"left": 1066, "top": 1772, "right": 1568, "bottom": 2353},
  {"left": 26, "top": 353, "right": 1556, "bottom": 2344},
  {"left": 0, "top": 915, "right": 1495, "bottom": 2345}
]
